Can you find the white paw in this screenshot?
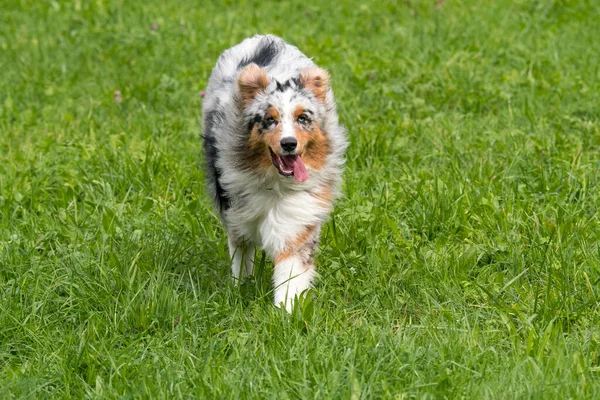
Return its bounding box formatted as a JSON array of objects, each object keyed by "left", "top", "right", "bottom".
[{"left": 273, "top": 262, "right": 316, "bottom": 313}]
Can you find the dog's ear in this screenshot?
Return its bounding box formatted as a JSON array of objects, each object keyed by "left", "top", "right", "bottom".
[
  {"left": 300, "top": 67, "right": 329, "bottom": 103},
  {"left": 238, "top": 64, "right": 268, "bottom": 108}
]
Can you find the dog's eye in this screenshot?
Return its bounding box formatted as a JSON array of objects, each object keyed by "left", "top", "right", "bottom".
[
  {"left": 265, "top": 116, "right": 276, "bottom": 125},
  {"left": 297, "top": 114, "right": 310, "bottom": 124}
]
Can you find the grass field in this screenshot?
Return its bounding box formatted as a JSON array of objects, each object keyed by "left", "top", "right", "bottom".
[{"left": 2, "top": 0, "right": 600, "bottom": 398}]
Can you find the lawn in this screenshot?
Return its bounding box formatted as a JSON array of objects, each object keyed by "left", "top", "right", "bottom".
[{"left": 1, "top": 0, "right": 600, "bottom": 398}]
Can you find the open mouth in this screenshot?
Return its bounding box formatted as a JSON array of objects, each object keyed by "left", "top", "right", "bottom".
[{"left": 269, "top": 148, "right": 309, "bottom": 183}]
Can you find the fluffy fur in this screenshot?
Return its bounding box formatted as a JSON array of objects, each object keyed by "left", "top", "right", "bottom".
[{"left": 202, "top": 35, "right": 347, "bottom": 312}]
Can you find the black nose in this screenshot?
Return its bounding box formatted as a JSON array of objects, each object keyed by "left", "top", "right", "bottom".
[{"left": 280, "top": 137, "right": 297, "bottom": 152}]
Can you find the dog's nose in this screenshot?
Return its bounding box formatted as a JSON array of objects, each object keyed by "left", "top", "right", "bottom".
[{"left": 280, "top": 137, "right": 297, "bottom": 152}]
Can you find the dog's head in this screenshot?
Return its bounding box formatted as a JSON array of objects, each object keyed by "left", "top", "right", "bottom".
[{"left": 237, "top": 64, "right": 331, "bottom": 183}]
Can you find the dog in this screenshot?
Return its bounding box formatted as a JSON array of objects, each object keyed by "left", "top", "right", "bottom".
[{"left": 202, "top": 35, "right": 347, "bottom": 312}]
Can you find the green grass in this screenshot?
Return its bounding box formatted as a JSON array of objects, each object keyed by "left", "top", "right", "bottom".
[{"left": 1, "top": 0, "right": 600, "bottom": 398}]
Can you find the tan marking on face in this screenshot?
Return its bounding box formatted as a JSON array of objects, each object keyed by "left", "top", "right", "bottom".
[
  {"left": 262, "top": 106, "right": 282, "bottom": 154},
  {"left": 266, "top": 107, "right": 280, "bottom": 124},
  {"left": 293, "top": 105, "right": 306, "bottom": 120},
  {"left": 239, "top": 106, "right": 283, "bottom": 172},
  {"left": 275, "top": 224, "right": 317, "bottom": 264},
  {"left": 293, "top": 107, "right": 330, "bottom": 171},
  {"left": 240, "top": 125, "right": 272, "bottom": 172},
  {"left": 292, "top": 105, "right": 309, "bottom": 154}
]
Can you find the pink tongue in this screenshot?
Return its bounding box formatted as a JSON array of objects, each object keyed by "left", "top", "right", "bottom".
[{"left": 282, "top": 155, "right": 309, "bottom": 183}]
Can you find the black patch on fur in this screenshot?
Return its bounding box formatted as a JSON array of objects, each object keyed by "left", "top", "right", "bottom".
[
  {"left": 248, "top": 113, "right": 263, "bottom": 131},
  {"left": 307, "top": 238, "right": 318, "bottom": 260},
  {"left": 204, "top": 108, "right": 221, "bottom": 135},
  {"left": 203, "top": 108, "right": 230, "bottom": 211},
  {"left": 275, "top": 77, "right": 303, "bottom": 93},
  {"left": 292, "top": 77, "right": 302, "bottom": 88},
  {"left": 298, "top": 236, "right": 318, "bottom": 266},
  {"left": 238, "top": 39, "right": 279, "bottom": 69}
]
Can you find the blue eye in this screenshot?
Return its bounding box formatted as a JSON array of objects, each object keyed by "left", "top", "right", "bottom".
[
  {"left": 297, "top": 114, "right": 309, "bottom": 123},
  {"left": 265, "top": 115, "right": 276, "bottom": 125}
]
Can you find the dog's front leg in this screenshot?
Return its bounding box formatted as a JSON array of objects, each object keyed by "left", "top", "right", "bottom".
[
  {"left": 228, "top": 235, "right": 255, "bottom": 283},
  {"left": 272, "top": 226, "right": 319, "bottom": 312}
]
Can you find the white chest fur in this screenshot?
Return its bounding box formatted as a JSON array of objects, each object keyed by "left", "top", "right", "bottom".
[{"left": 224, "top": 183, "right": 330, "bottom": 256}]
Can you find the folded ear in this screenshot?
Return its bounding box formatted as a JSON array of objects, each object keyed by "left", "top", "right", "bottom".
[
  {"left": 300, "top": 67, "right": 330, "bottom": 103},
  {"left": 238, "top": 64, "right": 268, "bottom": 108}
]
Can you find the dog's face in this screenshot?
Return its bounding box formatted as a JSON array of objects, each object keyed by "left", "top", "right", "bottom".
[{"left": 237, "top": 64, "right": 330, "bottom": 183}]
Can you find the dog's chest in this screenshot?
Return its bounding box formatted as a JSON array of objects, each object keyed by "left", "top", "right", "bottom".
[{"left": 226, "top": 187, "right": 328, "bottom": 255}]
